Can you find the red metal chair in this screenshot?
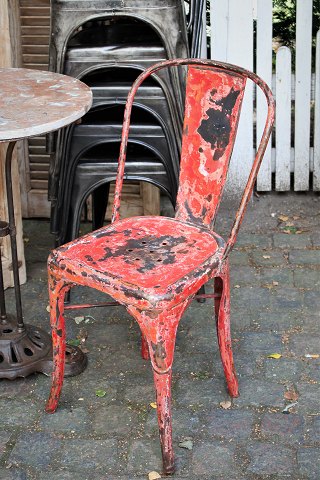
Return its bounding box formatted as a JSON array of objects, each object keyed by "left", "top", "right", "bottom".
[{"left": 45, "top": 59, "right": 275, "bottom": 475}]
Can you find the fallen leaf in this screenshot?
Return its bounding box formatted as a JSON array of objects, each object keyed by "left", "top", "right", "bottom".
[
  {"left": 278, "top": 215, "right": 289, "bottom": 222},
  {"left": 272, "top": 281, "right": 279, "bottom": 286},
  {"left": 148, "top": 472, "right": 161, "bottom": 480},
  {"left": 220, "top": 400, "right": 232, "bottom": 409},
  {"left": 282, "top": 226, "right": 298, "bottom": 234},
  {"left": 68, "top": 339, "right": 81, "bottom": 347},
  {"left": 234, "top": 284, "right": 241, "bottom": 289},
  {"left": 74, "top": 316, "right": 85, "bottom": 324},
  {"left": 23, "top": 237, "right": 30, "bottom": 243},
  {"left": 284, "top": 390, "right": 299, "bottom": 401},
  {"left": 267, "top": 353, "right": 282, "bottom": 359},
  {"left": 150, "top": 402, "right": 157, "bottom": 409},
  {"left": 95, "top": 389, "right": 107, "bottom": 397},
  {"left": 263, "top": 283, "right": 278, "bottom": 290},
  {"left": 282, "top": 401, "right": 298, "bottom": 414},
  {"left": 285, "top": 222, "right": 294, "bottom": 227},
  {"left": 263, "top": 255, "right": 271, "bottom": 259},
  {"left": 179, "top": 439, "right": 193, "bottom": 450},
  {"left": 305, "top": 354, "right": 320, "bottom": 359}
]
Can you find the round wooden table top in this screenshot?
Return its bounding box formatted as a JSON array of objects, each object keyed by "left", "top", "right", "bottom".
[{"left": 0, "top": 68, "right": 92, "bottom": 142}]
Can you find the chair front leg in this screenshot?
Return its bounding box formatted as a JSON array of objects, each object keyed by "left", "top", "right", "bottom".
[
  {"left": 45, "top": 270, "right": 72, "bottom": 413},
  {"left": 153, "top": 369, "right": 174, "bottom": 475},
  {"left": 215, "top": 261, "right": 239, "bottom": 398},
  {"left": 128, "top": 301, "right": 188, "bottom": 475}
]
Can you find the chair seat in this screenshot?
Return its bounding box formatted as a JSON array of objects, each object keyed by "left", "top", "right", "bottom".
[{"left": 51, "top": 216, "right": 225, "bottom": 306}]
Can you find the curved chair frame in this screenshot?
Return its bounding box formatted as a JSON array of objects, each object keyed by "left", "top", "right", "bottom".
[{"left": 45, "top": 59, "right": 275, "bottom": 475}]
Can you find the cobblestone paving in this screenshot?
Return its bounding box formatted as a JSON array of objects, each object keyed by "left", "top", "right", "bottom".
[{"left": 0, "top": 192, "right": 319, "bottom": 479}]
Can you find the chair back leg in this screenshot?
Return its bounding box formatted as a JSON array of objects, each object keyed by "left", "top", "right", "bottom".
[
  {"left": 214, "top": 260, "right": 239, "bottom": 398},
  {"left": 45, "top": 270, "right": 72, "bottom": 414}
]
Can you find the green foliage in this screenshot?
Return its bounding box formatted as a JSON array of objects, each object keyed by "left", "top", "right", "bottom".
[{"left": 273, "top": 0, "right": 320, "bottom": 46}]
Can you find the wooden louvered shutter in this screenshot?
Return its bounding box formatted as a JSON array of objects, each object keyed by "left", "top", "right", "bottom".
[
  {"left": 19, "top": 0, "right": 51, "bottom": 217},
  {"left": 17, "top": 0, "right": 160, "bottom": 219}
]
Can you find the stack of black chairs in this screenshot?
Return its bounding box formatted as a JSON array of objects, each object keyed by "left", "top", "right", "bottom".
[{"left": 48, "top": 0, "right": 199, "bottom": 246}]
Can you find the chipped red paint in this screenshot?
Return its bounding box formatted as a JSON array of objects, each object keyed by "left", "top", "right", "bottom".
[
  {"left": 45, "top": 59, "right": 275, "bottom": 475},
  {"left": 175, "top": 66, "right": 246, "bottom": 227}
]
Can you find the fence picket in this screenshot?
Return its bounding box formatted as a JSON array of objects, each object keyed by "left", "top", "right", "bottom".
[
  {"left": 314, "top": 30, "right": 320, "bottom": 190},
  {"left": 275, "top": 47, "right": 292, "bottom": 190},
  {"left": 212, "top": 0, "right": 254, "bottom": 194},
  {"left": 209, "top": 0, "right": 315, "bottom": 193},
  {"left": 210, "top": 0, "right": 229, "bottom": 62},
  {"left": 200, "top": 0, "right": 207, "bottom": 58},
  {"left": 256, "top": 0, "right": 273, "bottom": 191},
  {"left": 294, "top": 0, "right": 313, "bottom": 190}
]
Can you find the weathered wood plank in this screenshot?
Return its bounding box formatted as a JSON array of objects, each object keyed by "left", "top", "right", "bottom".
[
  {"left": 141, "top": 182, "right": 160, "bottom": 215},
  {"left": 20, "top": 7, "right": 50, "bottom": 16},
  {"left": 22, "top": 45, "right": 49, "bottom": 54},
  {"left": 24, "top": 190, "right": 50, "bottom": 218},
  {"left": 275, "top": 47, "right": 292, "bottom": 191},
  {"left": 19, "top": 16, "right": 50, "bottom": 26},
  {"left": 256, "top": 0, "right": 272, "bottom": 191},
  {"left": 294, "top": 0, "right": 312, "bottom": 190},
  {"left": 20, "top": 0, "right": 49, "bottom": 6},
  {"left": 21, "top": 26, "right": 50, "bottom": 35},
  {"left": 22, "top": 53, "right": 49, "bottom": 64},
  {"left": 313, "top": 30, "right": 320, "bottom": 190},
  {"left": 210, "top": 0, "right": 229, "bottom": 62},
  {"left": 212, "top": 0, "right": 254, "bottom": 195},
  {"left": 30, "top": 179, "right": 48, "bottom": 189},
  {"left": 21, "top": 35, "right": 50, "bottom": 46}
]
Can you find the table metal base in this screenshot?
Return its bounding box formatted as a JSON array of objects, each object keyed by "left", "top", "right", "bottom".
[
  {"left": 0, "top": 316, "right": 87, "bottom": 379},
  {"left": 0, "top": 141, "right": 87, "bottom": 380}
]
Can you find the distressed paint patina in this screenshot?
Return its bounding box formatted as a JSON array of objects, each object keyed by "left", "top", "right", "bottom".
[
  {"left": 45, "top": 59, "right": 275, "bottom": 475},
  {"left": 175, "top": 66, "right": 246, "bottom": 227}
]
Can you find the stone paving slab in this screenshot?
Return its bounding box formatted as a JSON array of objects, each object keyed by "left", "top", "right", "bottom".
[{"left": 0, "top": 192, "right": 319, "bottom": 479}]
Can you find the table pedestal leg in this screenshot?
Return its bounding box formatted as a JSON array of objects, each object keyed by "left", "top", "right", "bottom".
[{"left": 0, "top": 142, "right": 87, "bottom": 379}]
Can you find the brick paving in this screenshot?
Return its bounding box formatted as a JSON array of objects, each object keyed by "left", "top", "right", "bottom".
[{"left": 0, "top": 192, "right": 319, "bottom": 479}]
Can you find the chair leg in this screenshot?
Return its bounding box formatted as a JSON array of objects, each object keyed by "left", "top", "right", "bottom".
[
  {"left": 127, "top": 301, "right": 189, "bottom": 475},
  {"left": 214, "top": 263, "right": 239, "bottom": 398},
  {"left": 45, "top": 271, "right": 71, "bottom": 414},
  {"left": 153, "top": 369, "right": 174, "bottom": 475},
  {"left": 141, "top": 332, "right": 149, "bottom": 360}
]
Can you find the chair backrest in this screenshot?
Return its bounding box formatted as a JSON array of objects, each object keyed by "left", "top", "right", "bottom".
[
  {"left": 175, "top": 64, "right": 246, "bottom": 227},
  {"left": 112, "top": 59, "right": 275, "bottom": 253}
]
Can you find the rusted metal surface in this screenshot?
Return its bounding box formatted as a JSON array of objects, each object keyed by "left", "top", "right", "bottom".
[{"left": 46, "top": 59, "right": 275, "bottom": 475}]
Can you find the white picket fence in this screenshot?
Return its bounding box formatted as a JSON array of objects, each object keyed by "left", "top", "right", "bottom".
[{"left": 201, "top": 0, "right": 319, "bottom": 192}]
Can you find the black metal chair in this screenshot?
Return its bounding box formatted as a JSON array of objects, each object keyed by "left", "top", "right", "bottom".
[
  {"left": 49, "top": 1, "right": 189, "bottom": 72},
  {"left": 52, "top": 104, "right": 179, "bottom": 244},
  {"left": 58, "top": 141, "right": 176, "bottom": 245},
  {"left": 48, "top": 0, "right": 189, "bottom": 247}
]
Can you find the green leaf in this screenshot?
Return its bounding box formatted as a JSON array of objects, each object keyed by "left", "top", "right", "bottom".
[
  {"left": 95, "top": 389, "right": 107, "bottom": 397},
  {"left": 68, "top": 338, "right": 81, "bottom": 347},
  {"left": 282, "top": 226, "right": 298, "bottom": 234}
]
